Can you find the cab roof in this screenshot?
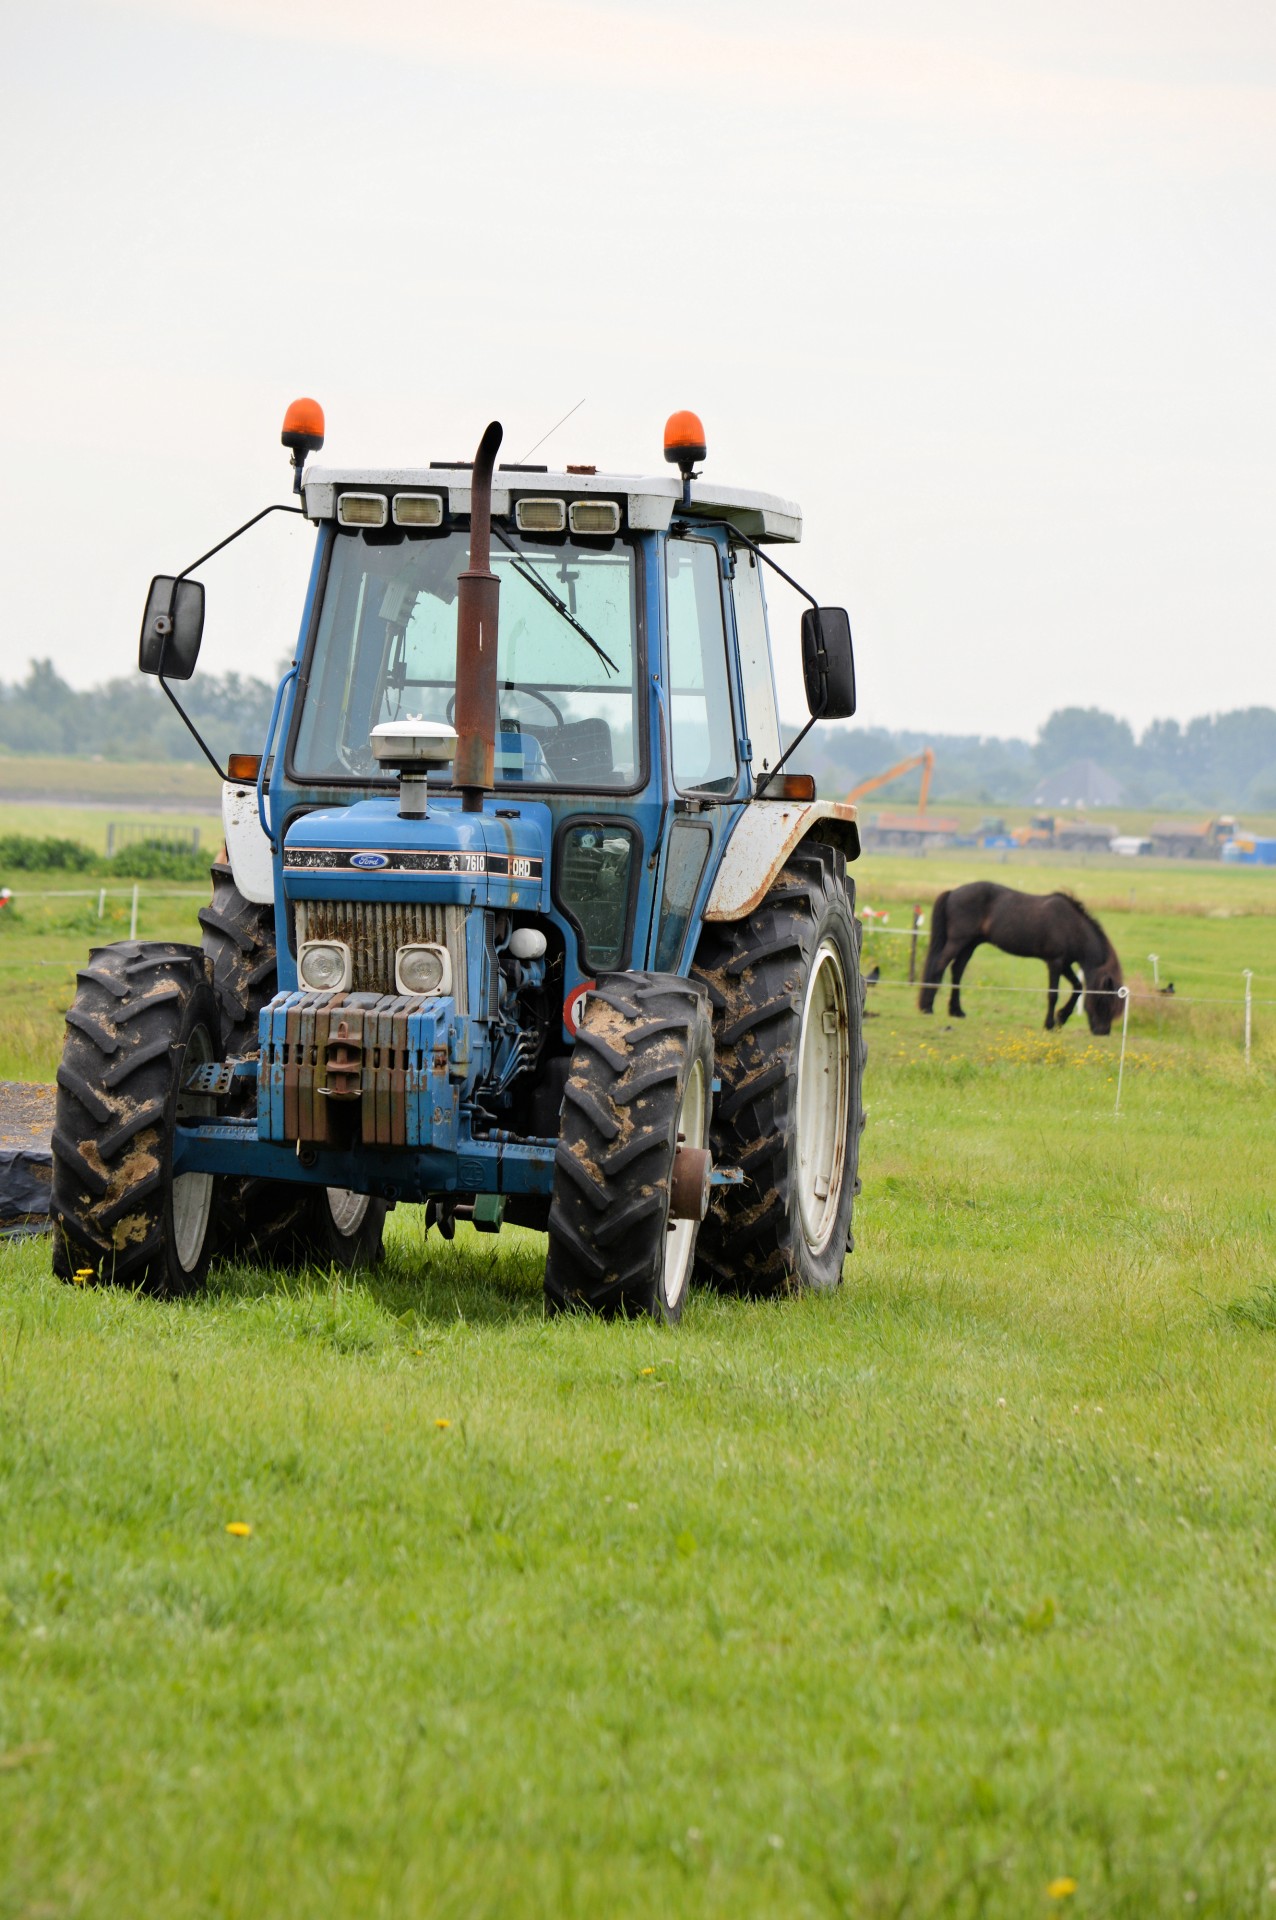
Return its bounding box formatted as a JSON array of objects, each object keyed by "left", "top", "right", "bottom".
[{"left": 302, "top": 465, "right": 802, "bottom": 544}]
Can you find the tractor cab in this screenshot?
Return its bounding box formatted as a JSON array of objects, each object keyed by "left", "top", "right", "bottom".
[{"left": 275, "top": 427, "right": 834, "bottom": 1000}]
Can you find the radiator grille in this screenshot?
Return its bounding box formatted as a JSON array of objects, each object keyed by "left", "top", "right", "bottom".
[{"left": 295, "top": 900, "right": 468, "bottom": 1012}]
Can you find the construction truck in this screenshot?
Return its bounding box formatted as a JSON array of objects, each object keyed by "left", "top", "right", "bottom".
[{"left": 1149, "top": 816, "right": 1238, "bottom": 860}]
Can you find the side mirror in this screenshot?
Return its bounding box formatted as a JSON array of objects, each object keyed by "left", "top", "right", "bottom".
[
  {"left": 139, "top": 575, "right": 205, "bottom": 680},
  {"left": 801, "top": 606, "right": 855, "bottom": 720}
]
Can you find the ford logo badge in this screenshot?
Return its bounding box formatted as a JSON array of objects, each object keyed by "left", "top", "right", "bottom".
[{"left": 349, "top": 852, "right": 389, "bottom": 870}]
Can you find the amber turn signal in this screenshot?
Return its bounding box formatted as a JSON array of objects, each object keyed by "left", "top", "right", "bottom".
[
  {"left": 774, "top": 773, "right": 816, "bottom": 801},
  {"left": 663, "top": 409, "right": 707, "bottom": 468},
  {"left": 281, "top": 396, "right": 325, "bottom": 454},
  {"left": 227, "top": 753, "right": 263, "bottom": 782}
]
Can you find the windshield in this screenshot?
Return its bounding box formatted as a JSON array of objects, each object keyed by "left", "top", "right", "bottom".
[{"left": 291, "top": 526, "right": 641, "bottom": 788}]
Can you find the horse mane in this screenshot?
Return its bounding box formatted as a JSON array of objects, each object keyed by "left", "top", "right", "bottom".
[{"left": 1049, "top": 892, "right": 1114, "bottom": 959}]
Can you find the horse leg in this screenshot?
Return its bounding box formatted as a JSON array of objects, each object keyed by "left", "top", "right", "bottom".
[
  {"left": 919, "top": 942, "right": 959, "bottom": 1015},
  {"left": 1056, "top": 964, "right": 1083, "bottom": 1027},
  {"left": 948, "top": 943, "right": 978, "bottom": 1018},
  {"left": 1044, "top": 964, "right": 1061, "bottom": 1029}
]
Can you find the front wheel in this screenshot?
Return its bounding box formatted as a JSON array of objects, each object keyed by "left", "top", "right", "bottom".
[
  {"left": 544, "top": 973, "right": 714, "bottom": 1322},
  {"left": 692, "top": 842, "right": 865, "bottom": 1296},
  {"left": 51, "top": 942, "right": 221, "bottom": 1295}
]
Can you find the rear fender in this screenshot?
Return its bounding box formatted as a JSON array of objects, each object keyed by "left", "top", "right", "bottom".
[{"left": 702, "top": 800, "right": 859, "bottom": 921}]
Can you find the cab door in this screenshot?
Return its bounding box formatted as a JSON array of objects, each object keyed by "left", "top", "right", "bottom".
[{"left": 646, "top": 527, "right": 747, "bottom": 973}]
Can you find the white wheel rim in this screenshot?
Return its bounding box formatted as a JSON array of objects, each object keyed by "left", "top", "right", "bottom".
[
  {"left": 663, "top": 1057, "right": 706, "bottom": 1312},
  {"left": 795, "top": 938, "right": 851, "bottom": 1257},
  {"left": 172, "top": 1023, "right": 216, "bottom": 1273},
  {"left": 326, "top": 1188, "right": 371, "bottom": 1237}
]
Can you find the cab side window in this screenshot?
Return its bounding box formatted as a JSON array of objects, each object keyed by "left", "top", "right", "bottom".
[{"left": 666, "top": 537, "right": 738, "bottom": 793}]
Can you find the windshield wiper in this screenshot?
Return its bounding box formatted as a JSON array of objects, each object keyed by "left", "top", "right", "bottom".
[{"left": 490, "top": 523, "right": 618, "bottom": 677}]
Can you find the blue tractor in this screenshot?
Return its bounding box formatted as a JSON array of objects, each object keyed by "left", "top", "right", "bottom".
[{"left": 51, "top": 405, "right": 863, "bottom": 1321}]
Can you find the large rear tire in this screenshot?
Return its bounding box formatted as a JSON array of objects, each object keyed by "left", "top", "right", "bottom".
[
  {"left": 51, "top": 942, "right": 220, "bottom": 1295},
  {"left": 544, "top": 973, "right": 713, "bottom": 1322},
  {"left": 199, "top": 862, "right": 386, "bottom": 1270},
  {"left": 692, "top": 842, "right": 865, "bottom": 1297}
]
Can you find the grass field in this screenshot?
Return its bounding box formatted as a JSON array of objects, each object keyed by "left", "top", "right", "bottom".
[
  {"left": 2, "top": 851, "right": 1275, "bottom": 1917},
  {"left": 0, "top": 756, "right": 220, "bottom": 812}
]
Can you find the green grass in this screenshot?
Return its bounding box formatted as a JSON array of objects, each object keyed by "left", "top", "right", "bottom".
[
  {"left": 0, "top": 755, "right": 219, "bottom": 811},
  {"left": 2, "top": 854, "right": 1276, "bottom": 1916},
  {"left": 0, "top": 875, "right": 207, "bottom": 1081}
]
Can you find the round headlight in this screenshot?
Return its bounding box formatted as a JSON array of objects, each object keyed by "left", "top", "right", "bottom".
[
  {"left": 396, "top": 944, "right": 448, "bottom": 996},
  {"left": 298, "top": 941, "right": 349, "bottom": 990}
]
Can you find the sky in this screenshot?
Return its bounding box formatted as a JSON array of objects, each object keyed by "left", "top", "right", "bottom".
[{"left": 2, "top": 0, "right": 1273, "bottom": 740}]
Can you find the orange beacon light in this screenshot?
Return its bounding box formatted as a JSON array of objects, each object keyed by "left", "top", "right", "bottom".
[
  {"left": 281, "top": 397, "right": 325, "bottom": 493},
  {"left": 663, "top": 410, "right": 706, "bottom": 504}
]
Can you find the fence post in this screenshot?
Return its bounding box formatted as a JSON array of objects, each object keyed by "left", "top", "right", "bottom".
[
  {"left": 1113, "top": 986, "right": 1131, "bottom": 1116},
  {"left": 908, "top": 906, "right": 924, "bottom": 984},
  {"left": 1244, "top": 969, "right": 1253, "bottom": 1067},
  {"left": 97, "top": 887, "right": 106, "bottom": 920},
  {"left": 1148, "top": 953, "right": 1159, "bottom": 988},
  {"left": 129, "top": 884, "right": 140, "bottom": 941}
]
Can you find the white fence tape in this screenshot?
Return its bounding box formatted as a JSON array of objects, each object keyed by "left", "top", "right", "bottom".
[
  {"left": 861, "top": 974, "right": 1275, "bottom": 1009},
  {"left": 4, "top": 887, "right": 206, "bottom": 900},
  {"left": 1114, "top": 986, "right": 1131, "bottom": 1115}
]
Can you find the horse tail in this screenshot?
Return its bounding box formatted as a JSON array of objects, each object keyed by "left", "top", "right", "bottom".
[{"left": 918, "top": 890, "right": 950, "bottom": 1012}]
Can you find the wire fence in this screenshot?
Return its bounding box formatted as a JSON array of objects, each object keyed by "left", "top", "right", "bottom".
[
  {"left": 2, "top": 887, "right": 207, "bottom": 901},
  {"left": 0, "top": 890, "right": 1269, "bottom": 1107},
  {"left": 0, "top": 881, "right": 208, "bottom": 954},
  {"left": 859, "top": 910, "right": 1269, "bottom": 1100}
]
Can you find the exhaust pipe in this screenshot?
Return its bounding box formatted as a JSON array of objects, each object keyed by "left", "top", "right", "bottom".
[{"left": 453, "top": 420, "right": 503, "bottom": 813}]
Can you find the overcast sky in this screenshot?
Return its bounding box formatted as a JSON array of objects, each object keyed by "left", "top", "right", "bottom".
[{"left": 3, "top": 0, "right": 1273, "bottom": 739}]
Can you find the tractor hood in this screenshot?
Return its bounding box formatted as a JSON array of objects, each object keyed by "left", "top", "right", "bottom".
[{"left": 281, "top": 797, "right": 551, "bottom": 912}]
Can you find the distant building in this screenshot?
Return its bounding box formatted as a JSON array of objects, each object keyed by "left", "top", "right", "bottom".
[{"left": 1030, "top": 758, "right": 1125, "bottom": 808}]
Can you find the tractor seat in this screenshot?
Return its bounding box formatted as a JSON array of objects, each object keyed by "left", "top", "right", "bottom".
[{"left": 535, "top": 718, "right": 615, "bottom": 784}]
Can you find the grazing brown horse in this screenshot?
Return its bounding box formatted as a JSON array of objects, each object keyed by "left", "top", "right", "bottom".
[{"left": 918, "top": 883, "right": 1124, "bottom": 1032}]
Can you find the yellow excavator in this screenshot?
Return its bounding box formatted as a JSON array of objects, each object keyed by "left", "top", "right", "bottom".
[
  {"left": 844, "top": 748, "right": 959, "bottom": 847},
  {"left": 845, "top": 747, "right": 935, "bottom": 814}
]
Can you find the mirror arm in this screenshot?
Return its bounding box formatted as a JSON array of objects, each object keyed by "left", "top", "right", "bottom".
[
  {"left": 152, "top": 501, "right": 306, "bottom": 780},
  {"left": 167, "top": 501, "right": 306, "bottom": 593},
  {"left": 754, "top": 694, "right": 827, "bottom": 800},
  {"left": 723, "top": 526, "right": 820, "bottom": 610},
  {"left": 157, "top": 673, "right": 229, "bottom": 783}
]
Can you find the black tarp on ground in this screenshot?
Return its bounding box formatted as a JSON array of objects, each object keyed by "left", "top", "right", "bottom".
[{"left": 0, "top": 1081, "right": 54, "bottom": 1233}]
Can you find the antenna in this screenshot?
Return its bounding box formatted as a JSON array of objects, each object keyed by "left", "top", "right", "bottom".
[{"left": 517, "top": 397, "right": 586, "bottom": 465}]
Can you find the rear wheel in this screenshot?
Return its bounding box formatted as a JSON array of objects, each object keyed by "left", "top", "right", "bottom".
[
  {"left": 692, "top": 842, "right": 865, "bottom": 1297},
  {"left": 51, "top": 942, "right": 220, "bottom": 1295},
  {"left": 241, "top": 1184, "right": 386, "bottom": 1270},
  {"left": 544, "top": 973, "right": 713, "bottom": 1322},
  {"left": 199, "top": 861, "right": 386, "bottom": 1270}
]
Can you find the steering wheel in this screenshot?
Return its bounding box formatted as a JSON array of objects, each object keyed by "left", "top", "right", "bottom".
[{"left": 446, "top": 684, "right": 564, "bottom": 728}]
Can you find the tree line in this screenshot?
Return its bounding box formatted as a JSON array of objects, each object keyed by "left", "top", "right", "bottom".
[
  {"left": 1, "top": 660, "right": 1273, "bottom": 811},
  {"left": 0, "top": 660, "right": 281, "bottom": 767},
  {"left": 800, "top": 705, "right": 1276, "bottom": 811}
]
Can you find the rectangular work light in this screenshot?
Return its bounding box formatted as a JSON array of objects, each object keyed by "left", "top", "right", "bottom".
[
  {"left": 514, "top": 498, "right": 567, "bottom": 534},
  {"left": 568, "top": 500, "right": 621, "bottom": 536},
  {"left": 336, "top": 492, "right": 389, "bottom": 528},
  {"left": 392, "top": 492, "right": 444, "bottom": 528}
]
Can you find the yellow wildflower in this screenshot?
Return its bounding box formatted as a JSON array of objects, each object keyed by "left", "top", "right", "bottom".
[
  {"left": 1047, "top": 1878, "right": 1077, "bottom": 1899},
  {"left": 641, "top": 1366, "right": 656, "bottom": 1376},
  {"left": 225, "top": 1522, "right": 252, "bottom": 1538},
  {"left": 73, "top": 1269, "right": 92, "bottom": 1286},
  {"left": 435, "top": 1418, "right": 451, "bottom": 1429}
]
